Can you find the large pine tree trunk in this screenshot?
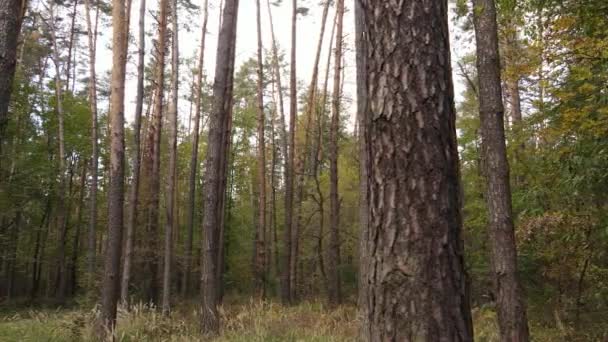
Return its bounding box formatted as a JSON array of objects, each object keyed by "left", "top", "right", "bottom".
[
  {"left": 472, "top": 0, "right": 530, "bottom": 340},
  {"left": 121, "top": 0, "right": 146, "bottom": 304},
  {"left": 200, "top": 0, "right": 239, "bottom": 334},
  {"left": 0, "top": 0, "right": 26, "bottom": 143},
  {"left": 83, "top": 0, "right": 99, "bottom": 288},
  {"left": 183, "top": 0, "right": 208, "bottom": 298},
  {"left": 360, "top": 0, "right": 474, "bottom": 339},
  {"left": 162, "top": 0, "right": 179, "bottom": 315},
  {"left": 327, "top": 0, "right": 344, "bottom": 306},
  {"left": 254, "top": 0, "right": 267, "bottom": 298},
  {"left": 99, "top": 0, "right": 128, "bottom": 332}
]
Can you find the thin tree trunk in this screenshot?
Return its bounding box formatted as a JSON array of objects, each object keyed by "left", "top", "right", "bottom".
[
  {"left": 5, "top": 211, "right": 20, "bottom": 300},
  {"left": 183, "top": 0, "right": 208, "bottom": 297},
  {"left": 472, "top": 0, "right": 530, "bottom": 340},
  {"left": 200, "top": 0, "right": 239, "bottom": 334},
  {"left": 65, "top": 0, "right": 78, "bottom": 92},
  {"left": 361, "top": 0, "right": 474, "bottom": 339},
  {"left": 121, "top": 0, "right": 146, "bottom": 305},
  {"left": 70, "top": 158, "right": 87, "bottom": 295},
  {"left": 0, "top": 0, "right": 26, "bottom": 143},
  {"left": 285, "top": 0, "right": 298, "bottom": 304},
  {"left": 141, "top": 0, "right": 169, "bottom": 305},
  {"left": 161, "top": 0, "right": 179, "bottom": 315},
  {"left": 265, "top": 0, "right": 291, "bottom": 303},
  {"left": 327, "top": 0, "right": 343, "bottom": 306},
  {"left": 57, "top": 158, "right": 76, "bottom": 302},
  {"left": 99, "top": 0, "right": 128, "bottom": 333},
  {"left": 31, "top": 199, "right": 51, "bottom": 299},
  {"left": 84, "top": 0, "right": 99, "bottom": 288},
  {"left": 48, "top": 2, "right": 68, "bottom": 303},
  {"left": 254, "top": 0, "right": 267, "bottom": 298},
  {"left": 269, "top": 83, "right": 279, "bottom": 284}
]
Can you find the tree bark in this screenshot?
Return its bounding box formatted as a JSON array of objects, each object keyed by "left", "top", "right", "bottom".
[
  {"left": 161, "top": 0, "right": 179, "bottom": 315},
  {"left": 0, "top": 0, "right": 26, "bottom": 143},
  {"left": 285, "top": 0, "right": 298, "bottom": 303},
  {"left": 141, "top": 0, "right": 168, "bottom": 305},
  {"left": 354, "top": 0, "right": 370, "bottom": 337},
  {"left": 99, "top": 0, "right": 128, "bottom": 333},
  {"left": 327, "top": 0, "right": 343, "bottom": 306},
  {"left": 64, "top": 0, "right": 78, "bottom": 92},
  {"left": 70, "top": 158, "right": 87, "bottom": 296},
  {"left": 48, "top": 2, "right": 68, "bottom": 304},
  {"left": 360, "top": 0, "right": 474, "bottom": 339},
  {"left": 472, "top": 0, "right": 530, "bottom": 340},
  {"left": 200, "top": 0, "right": 239, "bottom": 335},
  {"left": 265, "top": 0, "right": 291, "bottom": 304},
  {"left": 121, "top": 0, "right": 146, "bottom": 304},
  {"left": 183, "top": 0, "right": 208, "bottom": 298},
  {"left": 84, "top": 0, "right": 100, "bottom": 289},
  {"left": 254, "top": 0, "right": 267, "bottom": 298}
]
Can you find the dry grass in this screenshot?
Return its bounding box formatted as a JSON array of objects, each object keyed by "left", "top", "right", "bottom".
[{"left": 0, "top": 300, "right": 358, "bottom": 341}]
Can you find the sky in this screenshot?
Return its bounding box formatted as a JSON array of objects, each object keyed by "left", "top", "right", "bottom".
[{"left": 47, "top": 0, "right": 469, "bottom": 130}]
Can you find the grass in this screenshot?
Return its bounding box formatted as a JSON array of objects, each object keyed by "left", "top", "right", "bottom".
[
  {"left": 0, "top": 300, "right": 358, "bottom": 342},
  {"left": 1, "top": 300, "right": 605, "bottom": 341}
]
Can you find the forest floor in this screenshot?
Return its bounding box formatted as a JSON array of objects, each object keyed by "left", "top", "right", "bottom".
[
  {"left": 0, "top": 298, "right": 600, "bottom": 341},
  {"left": 0, "top": 298, "right": 358, "bottom": 341}
]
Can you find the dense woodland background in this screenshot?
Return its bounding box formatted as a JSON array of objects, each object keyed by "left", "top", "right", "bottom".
[{"left": 0, "top": 0, "right": 607, "bottom": 340}]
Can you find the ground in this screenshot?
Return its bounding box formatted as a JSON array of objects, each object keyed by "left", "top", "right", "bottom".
[{"left": 0, "top": 299, "right": 599, "bottom": 341}]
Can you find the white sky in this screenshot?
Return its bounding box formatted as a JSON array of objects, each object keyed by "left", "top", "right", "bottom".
[{"left": 89, "top": 0, "right": 468, "bottom": 130}]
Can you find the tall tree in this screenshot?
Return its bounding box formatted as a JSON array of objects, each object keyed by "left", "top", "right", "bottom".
[
  {"left": 183, "top": 0, "right": 208, "bottom": 297},
  {"left": 83, "top": 0, "right": 100, "bottom": 287},
  {"left": 282, "top": 0, "right": 297, "bottom": 304},
  {"left": 327, "top": 0, "right": 343, "bottom": 306},
  {"left": 254, "top": 0, "right": 266, "bottom": 298},
  {"left": 359, "top": 0, "right": 474, "bottom": 339},
  {"left": 142, "top": 0, "right": 168, "bottom": 304},
  {"left": 99, "top": 0, "right": 128, "bottom": 332},
  {"left": 48, "top": 1, "right": 69, "bottom": 303},
  {"left": 162, "top": 0, "right": 179, "bottom": 315},
  {"left": 121, "top": 0, "right": 146, "bottom": 304},
  {"left": 265, "top": 0, "right": 290, "bottom": 297},
  {"left": 200, "top": 0, "right": 239, "bottom": 334},
  {"left": 0, "top": 0, "right": 26, "bottom": 143},
  {"left": 472, "top": 0, "right": 530, "bottom": 339},
  {"left": 354, "top": 0, "right": 370, "bottom": 336}
]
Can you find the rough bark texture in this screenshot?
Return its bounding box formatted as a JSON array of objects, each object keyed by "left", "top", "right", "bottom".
[
  {"left": 354, "top": 0, "right": 370, "bottom": 337},
  {"left": 200, "top": 0, "right": 239, "bottom": 334},
  {"left": 327, "top": 0, "right": 343, "bottom": 306},
  {"left": 121, "top": 0, "right": 146, "bottom": 304},
  {"left": 100, "top": 0, "right": 127, "bottom": 332},
  {"left": 361, "top": 0, "right": 474, "bottom": 340},
  {"left": 183, "top": 0, "right": 208, "bottom": 297},
  {"left": 161, "top": 0, "right": 179, "bottom": 315},
  {"left": 83, "top": 0, "right": 99, "bottom": 289},
  {"left": 254, "top": 0, "right": 267, "bottom": 298},
  {"left": 0, "top": 0, "right": 25, "bottom": 143},
  {"left": 472, "top": 0, "right": 530, "bottom": 340}
]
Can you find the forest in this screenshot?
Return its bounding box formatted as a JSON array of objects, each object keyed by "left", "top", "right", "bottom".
[{"left": 0, "top": 0, "right": 607, "bottom": 340}]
